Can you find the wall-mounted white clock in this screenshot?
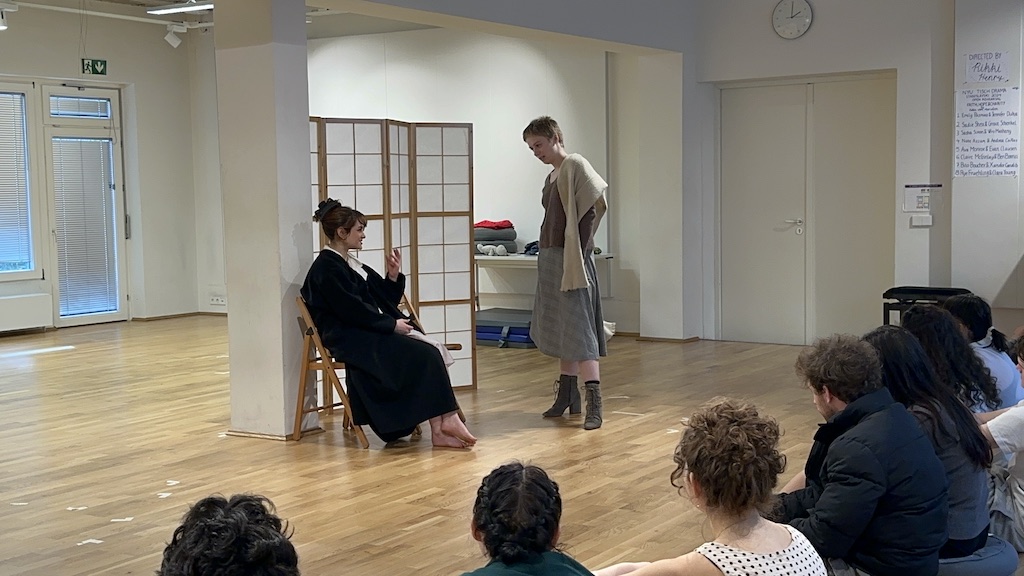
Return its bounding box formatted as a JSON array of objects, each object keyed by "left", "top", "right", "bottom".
[{"left": 773, "top": 0, "right": 813, "bottom": 39}]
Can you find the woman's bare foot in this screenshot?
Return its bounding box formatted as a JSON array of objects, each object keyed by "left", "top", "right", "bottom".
[
  {"left": 440, "top": 413, "right": 477, "bottom": 445},
  {"left": 431, "top": 429, "right": 469, "bottom": 449}
]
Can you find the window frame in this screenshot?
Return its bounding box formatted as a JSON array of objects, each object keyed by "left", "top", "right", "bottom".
[{"left": 0, "top": 81, "right": 46, "bottom": 282}]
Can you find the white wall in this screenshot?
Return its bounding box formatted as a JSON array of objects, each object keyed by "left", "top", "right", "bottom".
[
  {"left": 696, "top": 0, "right": 955, "bottom": 291},
  {"left": 190, "top": 29, "right": 227, "bottom": 313},
  {"left": 307, "top": 27, "right": 608, "bottom": 251},
  {"left": 952, "top": 0, "right": 1024, "bottom": 310},
  {"left": 0, "top": 6, "right": 198, "bottom": 319}
]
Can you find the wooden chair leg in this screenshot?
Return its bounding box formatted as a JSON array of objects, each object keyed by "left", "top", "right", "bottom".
[{"left": 292, "top": 335, "right": 313, "bottom": 440}]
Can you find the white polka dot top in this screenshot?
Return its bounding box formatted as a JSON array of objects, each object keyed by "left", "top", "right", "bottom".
[{"left": 695, "top": 525, "right": 827, "bottom": 576}]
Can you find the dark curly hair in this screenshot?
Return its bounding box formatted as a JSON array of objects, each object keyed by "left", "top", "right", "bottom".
[
  {"left": 472, "top": 462, "right": 562, "bottom": 565},
  {"left": 902, "top": 304, "right": 1000, "bottom": 411},
  {"left": 158, "top": 494, "right": 298, "bottom": 576},
  {"left": 313, "top": 199, "right": 366, "bottom": 242},
  {"left": 794, "top": 334, "right": 882, "bottom": 403},
  {"left": 863, "top": 325, "right": 992, "bottom": 469},
  {"left": 671, "top": 399, "right": 786, "bottom": 517},
  {"left": 943, "top": 294, "right": 1012, "bottom": 354}
]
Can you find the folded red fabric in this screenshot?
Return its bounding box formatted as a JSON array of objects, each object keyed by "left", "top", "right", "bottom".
[{"left": 474, "top": 219, "right": 514, "bottom": 229}]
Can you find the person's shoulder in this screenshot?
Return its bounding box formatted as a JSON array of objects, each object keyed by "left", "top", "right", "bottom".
[{"left": 562, "top": 153, "right": 591, "bottom": 170}]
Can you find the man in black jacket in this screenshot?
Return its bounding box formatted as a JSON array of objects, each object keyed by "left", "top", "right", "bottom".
[{"left": 777, "top": 334, "right": 948, "bottom": 576}]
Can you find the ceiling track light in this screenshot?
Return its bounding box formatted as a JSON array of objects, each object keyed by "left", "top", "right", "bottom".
[
  {"left": 148, "top": 1, "right": 214, "bottom": 16},
  {"left": 0, "top": 0, "right": 17, "bottom": 31},
  {"left": 164, "top": 23, "right": 186, "bottom": 48}
]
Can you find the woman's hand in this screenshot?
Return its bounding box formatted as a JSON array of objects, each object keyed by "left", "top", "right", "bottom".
[
  {"left": 386, "top": 248, "right": 401, "bottom": 281},
  {"left": 393, "top": 319, "right": 414, "bottom": 335}
]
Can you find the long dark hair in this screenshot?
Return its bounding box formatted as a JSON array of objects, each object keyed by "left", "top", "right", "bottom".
[
  {"left": 863, "top": 325, "right": 992, "bottom": 468},
  {"left": 943, "top": 294, "right": 1012, "bottom": 354},
  {"left": 902, "top": 304, "right": 1000, "bottom": 411},
  {"left": 472, "top": 462, "right": 562, "bottom": 565}
]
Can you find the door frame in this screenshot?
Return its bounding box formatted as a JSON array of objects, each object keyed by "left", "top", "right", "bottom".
[{"left": 41, "top": 85, "right": 129, "bottom": 327}]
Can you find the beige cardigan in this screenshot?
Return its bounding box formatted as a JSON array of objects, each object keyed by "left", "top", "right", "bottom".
[{"left": 555, "top": 153, "right": 607, "bottom": 291}]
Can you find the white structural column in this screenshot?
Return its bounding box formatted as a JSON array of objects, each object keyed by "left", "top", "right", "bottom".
[{"left": 214, "top": 0, "right": 313, "bottom": 437}]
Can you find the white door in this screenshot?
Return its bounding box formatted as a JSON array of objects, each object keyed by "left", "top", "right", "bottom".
[
  {"left": 810, "top": 78, "right": 896, "bottom": 337},
  {"left": 720, "top": 78, "right": 896, "bottom": 344},
  {"left": 42, "top": 88, "right": 128, "bottom": 327},
  {"left": 721, "top": 84, "right": 809, "bottom": 345}
]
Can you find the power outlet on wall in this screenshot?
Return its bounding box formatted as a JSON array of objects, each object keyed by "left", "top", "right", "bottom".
[{"left": 209, "top": 295, "right": 227, "bottom": 307}]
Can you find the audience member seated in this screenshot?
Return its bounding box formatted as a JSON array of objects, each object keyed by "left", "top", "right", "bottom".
[
  {"left": 863, "top": 325, "right": 992, "bottom": 558},
  {"left": 593, "top": 399, "right": 826, "bottom": 576},
  {"left": 300, "top": 199, "right": 476, "bottom": 448},
  {"left": 776, "top": 334, "right": 948, "bottom": 576},
  {"left": 1013, "top": 337, "right": 1024, "bottom": 378},
  {"left": 943, "top": 294, "right": 1024, "bottom": 408},
  {"left": 981, "top": 404, "right": 1024, "bottom": 551},
  {"left": 463, "top": 462, "right": 604, "bottom": 575},
  {"left": 158, "top": 494, "right": 299, "bottom": 576},
  {"left": 902, "top": 304, "right": 1003, "bottom": 412}
]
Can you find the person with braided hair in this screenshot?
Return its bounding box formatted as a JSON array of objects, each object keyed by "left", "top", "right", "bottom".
[
  {"left": 595, "top": 400, "right": 826, "bottom": 576},
  {"left": 158, "top": 494, "right": 298, "bottom": 576},
  {"left": 465, "top": 462, "right": 616, "bottom": 575},
  {"left": 301, "top": 200, "right": 476, "bottom": 448}
]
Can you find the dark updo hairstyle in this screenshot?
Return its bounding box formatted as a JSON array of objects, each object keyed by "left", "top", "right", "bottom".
[
  {"left": 671, "top": 399, "right": 786, "bottom": 517},
  {"left": 312, "top": 198, "right": 366, "bottom": 242},
  {"left": 902, "top": 304, "right": 1000, "bottom": 411},
  {"left": 522, "top": 116, "right": 564, "bottom": 145},
  {"left": 863, "top": 325, "right": 992, "bottom": 469},
  {"left": 943, "top": 293, "right": 1012, "bottom": 354},
  {"left": 472, "top": 462, "right": 562, "bottom": 565}
]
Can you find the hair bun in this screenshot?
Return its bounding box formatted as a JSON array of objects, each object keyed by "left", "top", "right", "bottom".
[{"left": 313, "top": 198, "right": 341, "bottom": 222}]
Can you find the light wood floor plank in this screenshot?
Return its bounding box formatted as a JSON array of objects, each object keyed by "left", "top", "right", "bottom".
[{"left": 1, "top": 316, "right": 1020, "bottom": 575}]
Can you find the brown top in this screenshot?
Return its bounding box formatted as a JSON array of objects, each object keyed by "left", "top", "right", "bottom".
[{"left": 538, "top": 174, "right": 596, "bottom": 251}]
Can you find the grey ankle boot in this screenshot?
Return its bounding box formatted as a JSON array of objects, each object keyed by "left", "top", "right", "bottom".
[
  {"left": 583, "top": 381, "right": 603, "bottom": 430},
  {"left": 542, "top": 375, "right": 581, "bottom": 417}
]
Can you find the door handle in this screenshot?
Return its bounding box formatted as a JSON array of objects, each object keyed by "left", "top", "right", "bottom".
[{"left": 784, "top": 218, "right": 804, "bottom": 225}]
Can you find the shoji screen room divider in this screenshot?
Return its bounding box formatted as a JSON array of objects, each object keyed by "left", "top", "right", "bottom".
[{"left": 309, "top": 117, "right": 476, "bottom": 389}]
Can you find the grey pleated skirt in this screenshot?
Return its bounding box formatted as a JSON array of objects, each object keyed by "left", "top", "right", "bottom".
[{"left": 531, "top": 249, "right": 607, "bottom": 360}]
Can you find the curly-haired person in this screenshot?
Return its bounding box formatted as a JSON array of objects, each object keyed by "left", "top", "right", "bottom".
[
  {"left": 158, "top": 494, "right": 299, "bottom": 576},
  {"left": 777, "top": 334, "right": 948, "bottom": 576},
  {"left": 594, "top": 400, "right": 826, "bottom": 576}
]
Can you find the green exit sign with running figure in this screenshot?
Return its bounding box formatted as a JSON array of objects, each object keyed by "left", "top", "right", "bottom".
[{"left": 81, "top": 59, "right": 108, "bottom": 75}]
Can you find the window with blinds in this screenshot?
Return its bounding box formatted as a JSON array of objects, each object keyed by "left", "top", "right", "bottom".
[
  {"left": 49, "top": 96, "right": 112, "bottom": 120},
  {"left": 0, "top": 92, "right": 33, "bottom": 275},
  {"left": 51, "top": 137, "right": 119, "bottom": 317}
]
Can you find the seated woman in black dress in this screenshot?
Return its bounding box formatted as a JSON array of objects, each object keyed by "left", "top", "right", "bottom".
[{"left": 300, "top": 199, "right": 476, "bottom": 449}]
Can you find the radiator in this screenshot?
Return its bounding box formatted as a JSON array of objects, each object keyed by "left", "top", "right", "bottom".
[{"left": 0, "top": 294, "right": 53, "bottom": 332}]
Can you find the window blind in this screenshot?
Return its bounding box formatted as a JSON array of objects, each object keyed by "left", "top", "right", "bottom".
[
  {"left": 0, "top": 92, "right": 33, "bottom": 274},
  {"left": 52, "top": 137, "right": 119, "bottom": 317}
]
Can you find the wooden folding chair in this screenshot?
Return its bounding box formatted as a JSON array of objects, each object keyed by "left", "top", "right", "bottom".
[
  {"left": 293, "top": 296, "right": 371, "bottom": 448},
  {"left": 293, "top": 295, "right": 466, "bottom": 446}
]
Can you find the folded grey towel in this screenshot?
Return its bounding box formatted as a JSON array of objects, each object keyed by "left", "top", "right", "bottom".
[
  {"left": 475, "top": 240, "right": 518, "bottom": 255},
  {"left": 473, "top": 227, "right": 517, "bottom": 241}
]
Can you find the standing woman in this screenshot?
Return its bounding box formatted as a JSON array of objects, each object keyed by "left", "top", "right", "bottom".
[
  {"left": 300, "top": 199, "right": 476, "bottom": 448},
  {"left": 523, "top": 116, "right": 609, "bottom": 430}
]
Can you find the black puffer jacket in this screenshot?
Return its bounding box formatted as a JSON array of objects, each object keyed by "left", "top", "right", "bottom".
[{"left": 778, "top": 388, "right": 948, "bottom": 576}]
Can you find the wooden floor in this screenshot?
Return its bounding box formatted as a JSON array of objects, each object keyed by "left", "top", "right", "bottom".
[{"left": 0, "top": 316, "right": 1019, "bottom": 575}]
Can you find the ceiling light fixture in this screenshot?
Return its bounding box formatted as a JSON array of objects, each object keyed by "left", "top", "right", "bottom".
[
  {"left": 0, "top": 1, "right": 17, "bottom": 31},
  {"left": 164, "top": 23, "right": 186, "bottom": 48},
  {"left": 147, "top": 1, "right": 214, "bottom": 16}
]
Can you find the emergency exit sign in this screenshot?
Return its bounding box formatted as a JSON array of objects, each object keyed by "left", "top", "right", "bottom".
[{"left": 81, "top": 59, "right": 107, "bottom": 75}]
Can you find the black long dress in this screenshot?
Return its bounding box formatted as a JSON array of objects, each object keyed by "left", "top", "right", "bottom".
[{"left": 299, "top": 250, "right": 459, "bottom": 442}]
